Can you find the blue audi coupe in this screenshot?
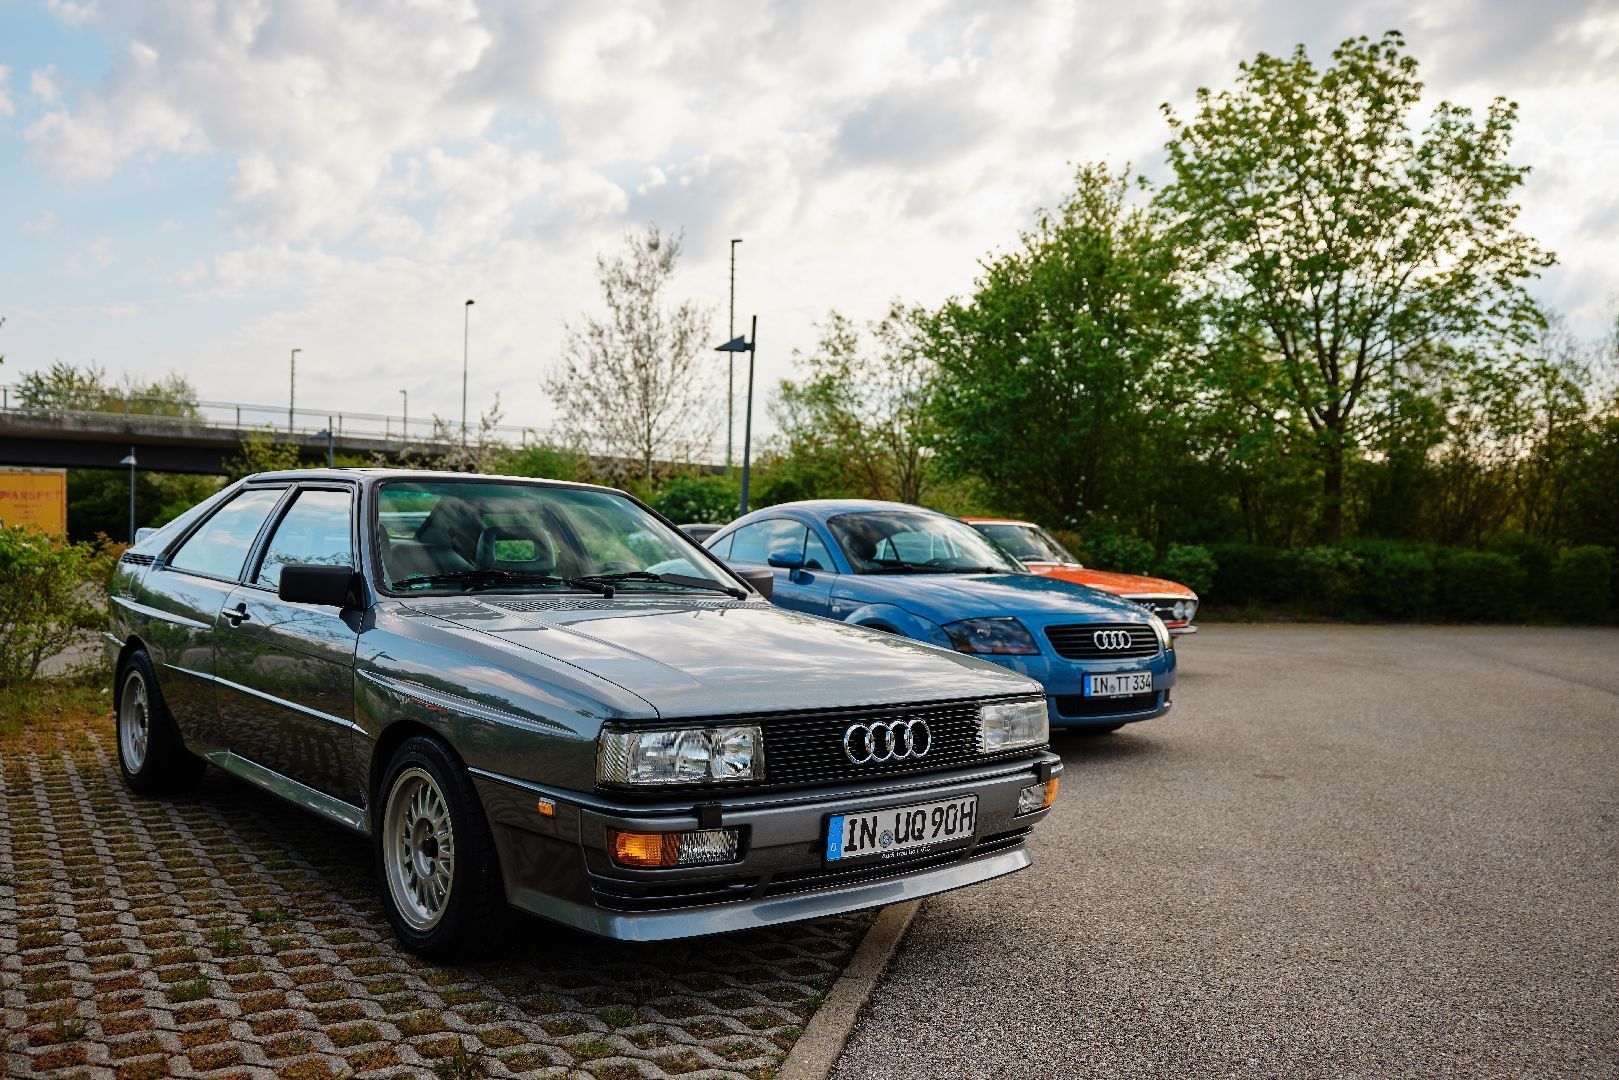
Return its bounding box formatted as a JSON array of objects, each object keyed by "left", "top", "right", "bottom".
[{"left": 705, "top": 501, "right": 1176, "bottom": 732}]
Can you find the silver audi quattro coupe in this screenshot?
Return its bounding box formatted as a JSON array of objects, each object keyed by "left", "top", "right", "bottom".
[{"left": 106, "top": 470, "right": 1062, "bottom": 958}]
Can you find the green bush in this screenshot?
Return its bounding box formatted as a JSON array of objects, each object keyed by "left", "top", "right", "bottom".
[
  {"left": 647, "top": 473, "right": 739, "bottom": 525},
  {"left": 497, "top": 443, "right": 584, "bottom": 482},
  {"left": 1078, "top": 528, "right": 1155, "bottom": 575},
  {"left": 1350, "top": 542, "right": 1435, "bottom": 619},
  {"left": 1550, "top": 545, "right": 1613, "bottom": 622},
  {"left": 1285, "top": 546, "right": 1361, "bottom": 614},
  {"left": 1438, "top": 550, "right": 1526, "bottom": 621},
  {"left": 0, "top": 527, "right": 119, "bottom": 687},
  {"left": 1487, "top": 532, "right": 1556, "bottom": 613},
  {"left": 1156, "top": 544, "right": 1217, "bottom": 596},
  {"left": 1207, "top": 543, "right": 1287, "bottom": 604}
]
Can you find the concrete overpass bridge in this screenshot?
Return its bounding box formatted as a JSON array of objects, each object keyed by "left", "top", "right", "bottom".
[{"left": 0, "top": 386, "right": 557, "bottom": 474}]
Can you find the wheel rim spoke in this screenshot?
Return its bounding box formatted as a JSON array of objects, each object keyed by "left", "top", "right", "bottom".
[{"left": 383, "top": 767, "right": 456, "bottom": 932}]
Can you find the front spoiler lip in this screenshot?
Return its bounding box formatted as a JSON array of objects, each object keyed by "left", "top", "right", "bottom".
[{"left": 507, "top": 843, "right": 1032, "bottom": 942}]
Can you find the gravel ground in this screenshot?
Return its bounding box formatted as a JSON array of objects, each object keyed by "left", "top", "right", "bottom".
[
  {"left": 0, "top": 706, "right": 869, "bottom": 1079},
  {"left": 833, "top": 626, "right": 1619, "bottom": 1078}
]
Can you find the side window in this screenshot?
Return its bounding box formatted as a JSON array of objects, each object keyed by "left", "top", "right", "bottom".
[
  {"left": 707, "top": 531, "right": 734, "bottom": 559},
  {"left": 729, "top": 519, "right": 808, "bottom": 564},
  {"left": 255, "top": 489, "right": 355, "bottom": 589},
  {"left": 804, "top": 529, "right": 835, "bottom": 572},
  {"left": 167, "top": 488, "right": 285, "bottom": 581}
]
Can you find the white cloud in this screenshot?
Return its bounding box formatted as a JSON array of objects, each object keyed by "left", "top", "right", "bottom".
[
  {"left": 23, "top": 210, "right": 57, "bottom": 234},
  {"left": 46, "top": 0, "right": 96, "bottom": 26},
  {"left": 0, "top": 65, "right": 13, "bottom": 118},
  {"left": 30, "top": 66, "right": 60, "bottom": 104},
  {"left": 6, "top": 0, "right": 1619, "bottom": 429}
]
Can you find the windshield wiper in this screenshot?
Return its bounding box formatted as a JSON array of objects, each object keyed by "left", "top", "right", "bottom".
[
  {"left": 393, "top": 569, "right": 614, "bottom": 596},
  {"left": 863, "top": 564, "right": 951, "bottom": 574},
  {"left": 572, "top": 570, "right": 747, "bottom": 600}
]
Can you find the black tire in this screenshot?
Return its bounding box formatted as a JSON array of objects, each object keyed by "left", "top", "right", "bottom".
[
  {"left": 374, "top": 736, "right": 507, "bottom": 961},
  {"left": 115, "top": 649, "right": 205, "bottom": 795}
]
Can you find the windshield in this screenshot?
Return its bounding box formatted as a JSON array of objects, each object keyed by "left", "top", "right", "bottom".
[
  {"left": 374, "top": 480, "right": 736, "bottom": 595},
  {"left": 973, "top": 523, "right": 1077, "bottom": 564},
  {"left": 827, "top": 511, "right": 1024, "bottom": 574}
]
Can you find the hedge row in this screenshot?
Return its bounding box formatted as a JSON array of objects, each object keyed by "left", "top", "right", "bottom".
[{"left": 1205, "top": 538, "right": 1615, "bottom": 622}]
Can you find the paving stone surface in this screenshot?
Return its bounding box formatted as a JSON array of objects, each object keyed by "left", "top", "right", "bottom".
[{"left": 0, "top": 708, "right": 869, "bottom": 1079}]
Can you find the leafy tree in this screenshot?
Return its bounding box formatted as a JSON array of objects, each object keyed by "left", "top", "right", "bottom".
[
  {"left": 224, "top": 431, "right": 303, "bottom": 482},
  {"left": 927, "top": 163, "right": 1190, "bottom": 530},
  {"left": 66, "top": 470, "right": 221, "bottom": 542},
  {"left": 1158, "top": 31, "right": 1554, "bottom": 540},
  {"left": 647, "top": 473, "right": 739, "bottom": 524},
  {"left": 774, "top": 305, "right": 938, "bottom": 504},
  {"left": 546, "top": 227, "right": 716, "bottom": 485},
  {"left": 17, "top": 361, "right": 201, "bottom": 417}
]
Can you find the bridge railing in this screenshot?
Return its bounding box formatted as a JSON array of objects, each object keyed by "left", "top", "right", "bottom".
[{"left": 0, "top": 384, "right": 560, "bottom": 448}]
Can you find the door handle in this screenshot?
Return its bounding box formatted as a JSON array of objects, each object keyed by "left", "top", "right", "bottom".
[{"left": 224, "top": 603, "right": 251, "bottom": 627}]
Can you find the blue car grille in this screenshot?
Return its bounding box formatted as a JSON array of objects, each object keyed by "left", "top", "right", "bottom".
[{"left": 1043, "top": 623, "right": 1160, "bottom": 660}]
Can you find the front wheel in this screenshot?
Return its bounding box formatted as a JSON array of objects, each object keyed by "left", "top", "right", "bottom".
[
  {"left": 116, "top": 650, "right": 204, "bottom": 795},
  {"left": 376, "top": 736, "right": 506, "bottom": 960}
]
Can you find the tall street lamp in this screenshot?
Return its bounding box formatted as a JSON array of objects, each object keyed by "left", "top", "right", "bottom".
[
  {"left": 400, "top": 389, "right": 408, "bottom": 442},
  {"left": 118, "top": 448, "right": 137, "bottom": 544},
  {"left": 727, "top": 238, "right": 742, "bottom": 469},
  {"left": 288, "top": 348, "right": 301, "bottom": 433},
  {"left": 715, "top": 315, "right": 758, "bottom": 516},
  {"left": 461, "top": 299, "right": 475, "bottom": 447}
]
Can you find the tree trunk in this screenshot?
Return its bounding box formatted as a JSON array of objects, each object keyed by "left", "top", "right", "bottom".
[{"left": 1320, "top": 437, "right": 1344, "bottom": 543}]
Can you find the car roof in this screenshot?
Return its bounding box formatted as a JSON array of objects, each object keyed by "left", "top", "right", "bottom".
[
  {"left": 751, "top": 499, "right": 958, "bottom": 522},
  {"left": 241, "top": 468, "right": 623, "bottom": 497},
  {"left": 963, "top": 517, "right": 1037, "bottom": 528}
]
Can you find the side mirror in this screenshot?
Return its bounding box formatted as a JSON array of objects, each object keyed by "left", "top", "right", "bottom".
[
  {"left": 736, "top": 568, "right": 774, "bottom": 600},
  {"left": 279, "top": 564, "right": 356, "bottom": 607},
  {"left": 134, "top": 527, "right": 158, "bottom": 543},
  {"left": 766, "top": 550, "right": 806, "bottom": 570}
]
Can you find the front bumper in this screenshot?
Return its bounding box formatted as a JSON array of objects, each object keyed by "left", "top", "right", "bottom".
[
  {"left": 973, "top": 644, "right": 1177, "bottom": 730},
  {"left": 471, "top": 752, "right": 1060, "bottom": 941}
]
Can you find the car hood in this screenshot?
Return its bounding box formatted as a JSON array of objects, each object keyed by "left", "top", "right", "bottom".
[
  {"left": 1024, "top": 563, "right": 1196, "bottom": 598},
  {"left": 835, "top": 571, "right": 1153, "bottom": 621},
  {"left": 400, "top": 595, "right": 1038, "bottom": 718}
]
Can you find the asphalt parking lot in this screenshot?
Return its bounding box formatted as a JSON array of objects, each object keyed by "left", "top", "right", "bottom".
[{"left": 833, "top": 625, "right": 1619, "bottom": 1078}]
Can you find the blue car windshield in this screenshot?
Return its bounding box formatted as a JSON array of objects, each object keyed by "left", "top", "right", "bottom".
[
  {"left": 828, "top": 511, "right": 1024, "bottom": 575},
  {"left": 374, "top": 480, "right": 736, "bottom": 595}
]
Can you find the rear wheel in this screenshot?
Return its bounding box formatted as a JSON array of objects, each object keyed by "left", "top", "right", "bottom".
[
  {"left": 376, "top": 736, "right": 506, "bottom": 960},
  {"left": 115, "top": 650, "right": 204, "bottom": 795}
]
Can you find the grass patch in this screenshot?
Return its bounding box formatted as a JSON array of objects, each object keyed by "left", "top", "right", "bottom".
[{"left": 0, "top": 675, "right": 106, "bottom": 739}]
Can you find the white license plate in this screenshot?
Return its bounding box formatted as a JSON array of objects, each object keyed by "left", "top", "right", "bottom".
[
  {"left": 825, "top": 795, "right": 977, "bottom": 863},
  {"left": 1084, "top": 671, "right": 1153, "bottom": 697}
]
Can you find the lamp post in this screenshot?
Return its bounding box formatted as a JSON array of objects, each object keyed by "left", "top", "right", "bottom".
[
  {"left": 118, "top": 448, "right": 137, "bottom": 544},
  {"left": 727, "top": 238, "right": 741, "bottom": 469},
  {"left": 461, "top": 299, "right": 475, "bottom": 447},
  {"left": 288, "top": 348, "right": 301, "bottom": 433},
  {"left": 400, "top": 389, "right": 408, "bottom": 442},
  {"left": 715, "top": 316, "right": 758, "bottom": 516}
]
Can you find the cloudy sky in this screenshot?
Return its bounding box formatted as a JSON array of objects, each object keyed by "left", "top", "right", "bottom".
[{"left": 2, "top": 0, "right": 1616, "bottom": 446}]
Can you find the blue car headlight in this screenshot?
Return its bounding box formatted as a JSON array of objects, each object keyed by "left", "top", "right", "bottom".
[{"left": 943, "top": 617, "right": 1040, "bottom": 655}]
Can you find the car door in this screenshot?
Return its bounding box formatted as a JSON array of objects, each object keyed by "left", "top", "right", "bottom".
[
  {"left": 149, "top": 486, "right": 289, "bottom": 751},
  {"left": 726, "top": 517, "right": 836, "bottom": 616},
  {"left": 213, "top": 484, "right": 361, "bottom": 800}
]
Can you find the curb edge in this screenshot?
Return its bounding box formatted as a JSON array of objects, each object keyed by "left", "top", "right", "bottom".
[{"left": 776, "top": 900, "right": 922, "bottom": 1080}]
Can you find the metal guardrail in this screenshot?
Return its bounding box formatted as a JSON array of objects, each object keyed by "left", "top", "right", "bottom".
[
  {"left": 0, "top": 384, "right": 553, "bottom": 448},
  {"left": 0, "top": 384, "right": 728, "bottom": 466}
]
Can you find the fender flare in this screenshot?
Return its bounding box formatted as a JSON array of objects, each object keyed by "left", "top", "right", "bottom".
[{"left": 840, "top": 603, "right": 953, "bottom": 649}]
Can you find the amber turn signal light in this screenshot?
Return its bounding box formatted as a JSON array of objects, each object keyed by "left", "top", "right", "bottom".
[
  {"left": 609, "top": 830, "right": 681, "bottom": 869},
  {"left": 1042, "top": 775, "right": 1060, "bottom": 809}
]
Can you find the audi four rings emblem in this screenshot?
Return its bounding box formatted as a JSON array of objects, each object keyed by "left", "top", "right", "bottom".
[
  {"left": 843, "top": 719, "right": 932, "bottom": 764},
  {"left": 1093, "top": 629, "right": 1133, "bottom": 650}
]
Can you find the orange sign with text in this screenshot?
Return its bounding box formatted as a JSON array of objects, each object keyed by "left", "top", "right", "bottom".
[{"left": 0, "top": 469, "right": 68, "bottom": 534}]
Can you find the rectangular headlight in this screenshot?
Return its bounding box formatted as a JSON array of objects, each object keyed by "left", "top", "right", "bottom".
[
  {"left": 597, "top": 725, "right": 763, "bottom": 785},
  {"left": 978, "top": 699, "right": 1048, "bottom": 753}
]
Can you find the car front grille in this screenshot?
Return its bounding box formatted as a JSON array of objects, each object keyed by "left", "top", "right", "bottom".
[
  {"left": 603, "top": 697, "right": 1036, "bottom": 795},
  {"left": 1133, "top": 598, "right": 1181, "bottom": 621},
  {"left": 1054, "top": 692, "right": 1160, "bottom": 718},
  {"left": 1044, "top": 623, "right": 1160, "bottom": 660}
]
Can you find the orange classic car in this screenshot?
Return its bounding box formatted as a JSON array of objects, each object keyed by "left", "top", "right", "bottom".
[{"left": 966, "top": 518, "right": 1198, "bottom": 636}]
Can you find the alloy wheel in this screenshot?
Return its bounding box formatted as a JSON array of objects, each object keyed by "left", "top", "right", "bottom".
[
  {"left": 382, "top": 767, "right": 457, "bottom": 931},
  {"left": 118, "top": 670, "right": 150, "bottom": 773}
]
